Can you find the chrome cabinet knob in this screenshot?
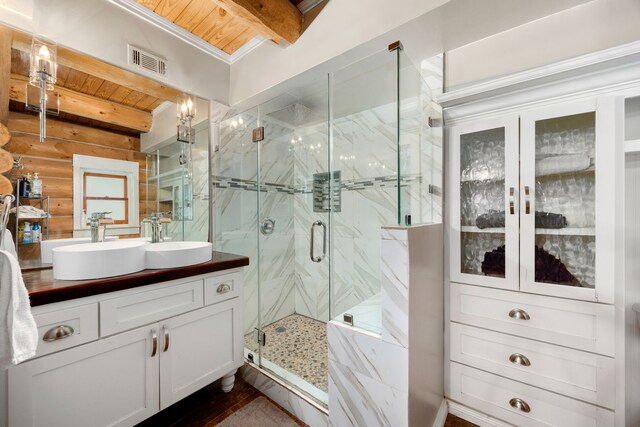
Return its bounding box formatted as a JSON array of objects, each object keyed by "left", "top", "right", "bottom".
[
  {"left": 508, "top": 308, "right": 531, "bottom": 320},
  {"left": 509, "top": 397, "right": 531, "bottom": 413},
  {"left": 509, "top": 353, "right": 531, "bottom": 367},
  {"left": 43, "top": 325, "right": 74, "bottom": 342}
]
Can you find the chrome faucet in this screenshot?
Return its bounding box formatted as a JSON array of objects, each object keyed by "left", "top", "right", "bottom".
[
  {"left": 143, "top": 212, "right": 172, "bottom": 243},
  {"left": 87, "top": 212, "right": 114, "bottom": 243}
]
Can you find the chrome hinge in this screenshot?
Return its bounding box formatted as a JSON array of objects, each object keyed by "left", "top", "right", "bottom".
[
  {"left": 252, "top": 127, "right": 264, "bottom": 143},
  {"left": 343, "top": 313, "right": 354, "bottom": 326},
  {"left": 428, "top": 116, "right": 442, "bottom": 127},
  {"left": 253, "top": 328, "right": 266, "bottom": 346}
]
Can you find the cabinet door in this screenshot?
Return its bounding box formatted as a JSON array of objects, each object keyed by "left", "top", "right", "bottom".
[
  {"left": 9, "top": 326, "right": 159, "bottom": 427},
  {"left": 160, "top": 298, "right": 243, "bottom": 409},
  {"left": 520, "top": 98, "right": 620, "bottom": 303},
  {"left": 449, "top": 115, "right": 520, "bottom": 290}
]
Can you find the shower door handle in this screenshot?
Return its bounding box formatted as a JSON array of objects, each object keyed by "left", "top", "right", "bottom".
[{"left": 310, "top": 220, "right": 326, "bottom": 262}]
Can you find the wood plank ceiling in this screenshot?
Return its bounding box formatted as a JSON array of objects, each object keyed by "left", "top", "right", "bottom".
[{"left": 134, "top": 0, "right": 305, "bottom": 54}]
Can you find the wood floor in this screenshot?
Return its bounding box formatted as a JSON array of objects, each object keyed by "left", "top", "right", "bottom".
[{"left": 135, "top": 376, "right": 478, "bottom": 426}]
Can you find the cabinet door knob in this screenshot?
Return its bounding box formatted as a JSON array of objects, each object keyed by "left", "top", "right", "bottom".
[
  {"left": 163, "top": 325, "right": 170, "bottom": 352},
  {"left": 43, "top": 325, "right": 74, "bottom": 342},
  {"left": 509, "top": 398, "right": 531, "bottom": 413},
  {"left": 217, "top": 283, "right": 231, "bottom": 294},
  {"left": 508, "top": 308, "right": 531, "bottom": 320},
  {"left": 151, "top": 329, "right": 158, "bottom": 357},
  {"left": 509, "top": 353, "right": 531, "bottom": 367}
]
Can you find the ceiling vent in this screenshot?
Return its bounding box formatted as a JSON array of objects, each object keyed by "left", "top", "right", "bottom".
[{"left": 128, "top": 45, "right": 167, "bottom": 77}]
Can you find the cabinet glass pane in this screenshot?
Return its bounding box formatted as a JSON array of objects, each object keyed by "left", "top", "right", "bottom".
[
  {"left": 534, "top": 112, "right": 595, "bottom": 288},
  {"left": 460, "top": 127, "right": 506, "bottom": 277}
]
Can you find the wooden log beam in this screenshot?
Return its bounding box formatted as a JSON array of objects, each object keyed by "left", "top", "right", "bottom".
[
  {"left": 9, "top": 74, "right": 152, "bottom": 132},
  {"left": 0, "top": 27, "right": 11, "bottom": 125},
  {"left": 212, "top": 0, "right": 303, "bottom": 44},
  {"left": 11, "top": 30, "right": 181, "bottom": 102}
]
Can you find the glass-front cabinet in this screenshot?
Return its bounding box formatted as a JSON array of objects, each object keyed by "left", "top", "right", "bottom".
[{"left": 450, "top": 98, "right": 616, "bottom": 303}]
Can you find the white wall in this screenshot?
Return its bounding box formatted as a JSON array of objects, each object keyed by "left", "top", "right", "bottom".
[
  {"left": 0, "top": 0, "right": 230, "bottom": 103},
  {"left": 446, "top": 0, "right": 640, "bottom": 89},
  {"left": 229, "top": 0, "right": 592, "bottom": 107}
]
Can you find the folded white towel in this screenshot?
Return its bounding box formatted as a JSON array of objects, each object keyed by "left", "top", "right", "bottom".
[
  {"left": 0, "top": 250, "right": 38, "bottom": 368},
  {"left": 1, "top": 229, "right": 17, "bottom": 258},
  {"left": 9, "top": 205, "right": 50, "bottom": 219},
  {"left": 536, "top": 153, "right": 591, "bottom": 176}
]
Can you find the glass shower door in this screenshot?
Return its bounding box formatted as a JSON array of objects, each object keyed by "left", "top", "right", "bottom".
[{"left": 257, "top": 85, "right": 331, "bottom": 402}]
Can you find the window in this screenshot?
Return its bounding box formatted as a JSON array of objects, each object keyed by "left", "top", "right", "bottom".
[
  {"left": 83, "top": 173, "right": 129, "bottom": 224},
  {"left": 73, "top": 155, "right": 139, "bottom": 237}
]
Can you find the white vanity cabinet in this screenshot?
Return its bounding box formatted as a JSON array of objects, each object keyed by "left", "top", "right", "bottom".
[{"left": 7, "top": 268, "right": 244, "bottom": 427}]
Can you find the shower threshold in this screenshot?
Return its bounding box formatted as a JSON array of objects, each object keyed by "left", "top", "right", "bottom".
[{"left": 244, "top": 314, "right": 328, "bottom": 402}]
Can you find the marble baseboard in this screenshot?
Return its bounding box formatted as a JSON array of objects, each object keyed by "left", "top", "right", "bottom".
[{"left": 240, "top": 364, "right": 329, "bottom": 427}]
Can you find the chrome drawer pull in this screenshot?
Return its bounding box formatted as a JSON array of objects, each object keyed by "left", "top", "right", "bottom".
[
  {"left": 509, "top": 353, "right": 531, "bottom": 367},
  {"left": 508, "top": 308, "right": 531, "bottom": 320},
  {"left": 217, "top": 283, "right": 231, "bottom": 294},
  {"left": 43, "top": 325, "right": 75, "bottom": 342},
  {"left": 509, "top": 397, "right": 531, "bottom": 413}
]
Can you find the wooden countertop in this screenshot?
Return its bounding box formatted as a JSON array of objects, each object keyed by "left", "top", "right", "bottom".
[{"left": 23, "top": 251, "right": 249, "bottom": 307}]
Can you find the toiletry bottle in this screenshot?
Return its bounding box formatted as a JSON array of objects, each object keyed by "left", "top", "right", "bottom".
[
  {"left": 32, "top": 173, "right": 42, "bottom": 197},
  {"left": 25, "top": 173, "right": 32, "bottom": 197},
  {"left": 19, "top": 176, "right": 30, "bottom": 197},
  {"left": 32, "top": 222, "right": 40, "bottom": 243},
  {"left": 18, "top": 223, "right": 24, "bottom": 243},
  {"left": 23, "top": 222, "right": 32, "bottom": 244}
]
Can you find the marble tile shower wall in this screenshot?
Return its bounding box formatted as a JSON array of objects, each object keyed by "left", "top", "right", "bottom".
[{"left": 213, "top": 94, "right": 438, "bottom": 335}]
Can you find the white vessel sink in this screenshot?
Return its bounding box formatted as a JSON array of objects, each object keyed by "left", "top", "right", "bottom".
[
  {"left": 145, "top": 241, "right": 213, "bottom": 269},
  {"left": 52, "top": 241, "right": 147, "bottom": 280},
  {"left": 41, "top": 236, "right": 119, "bottom": 264}
]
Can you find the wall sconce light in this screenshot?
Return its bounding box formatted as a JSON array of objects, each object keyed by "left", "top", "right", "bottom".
[
  {"left": 26, "top": 37, "right": 59, "bottom": 143},
  {"left": 177, "top": 93, "right": 196, "bottom": 165}
]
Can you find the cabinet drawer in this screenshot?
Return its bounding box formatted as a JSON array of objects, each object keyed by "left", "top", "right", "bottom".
[
  {"left": 32, "top": 303, "right": 98, "bottom": 358},
  {"left": 450, "top": 323, "right": 615, "bottom": 409},
  {"left": 449, "top": 363, "right": 614, "bottom": 427},
  {"left": 204, "top": 271, "right": 241, "bottom": 305},
  {"left": 450, "top": 283, "right": 614, "bottom": 356},
  {"left": 100, "top": 280, "right": 204, "bottom": 336}
]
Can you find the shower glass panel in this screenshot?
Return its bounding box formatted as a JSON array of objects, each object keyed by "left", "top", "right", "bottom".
[
  {"left": 329, "top": 49, "right": 399, "bottom": 333},
  {"left": 257, "top": 80, "right": 330, "bottom": 402},
  {"left": 212, "top": 47, "right": 442, "bottom": 407}
]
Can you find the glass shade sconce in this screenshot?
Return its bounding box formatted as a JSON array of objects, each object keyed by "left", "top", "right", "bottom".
[
  {"left": 177, "top": 92, "right": 196, "bottom": 165},
  {"left": 26, "top": 37, "right": 59, "bottom": 143}
]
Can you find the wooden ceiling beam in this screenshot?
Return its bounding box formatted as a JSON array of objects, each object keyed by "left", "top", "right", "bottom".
[
  {"left": 11, "top": 30, "right": 181, "bottom": 103},
  {"left": 212, "top": 0, "right": 303, "bottom": 44},
  {"left": 9, "top": 74, "right": 152, "bottom": 133}
]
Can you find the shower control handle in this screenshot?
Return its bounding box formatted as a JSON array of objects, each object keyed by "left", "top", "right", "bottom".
[{"left": 310, "top": 220, "right": 326, "bottom": 263}]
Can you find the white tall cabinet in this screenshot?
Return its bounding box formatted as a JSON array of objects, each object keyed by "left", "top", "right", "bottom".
[{"left": 441, "top": 44, "right": 637, "bottom": 427}]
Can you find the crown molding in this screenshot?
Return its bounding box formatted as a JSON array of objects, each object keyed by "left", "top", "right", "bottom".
[
  {"left": 438, "top": 40, "right": 640, "bottom": 108},
  {"left": 109, "top": 0, "right": 267, "bottom": 65}
]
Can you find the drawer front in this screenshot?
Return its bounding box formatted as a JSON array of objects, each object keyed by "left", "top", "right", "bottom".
[
  {"left": 100, "top": 280, "right": 204, "bottom": 336},
  {"left": 450, "top": 283, "right": 614, "bottom": 356},
  {"left": 32, "top": 304, "right": 99, "bottom": 358},
  {"left": 449, "top": 363, "right": 614, "bottom": 427},
  {"left": 204, "top": 271, "right": 241, "bottom": 306},
  {"left": 450, "top": 323, "right": 615, "bottom": 409}
]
